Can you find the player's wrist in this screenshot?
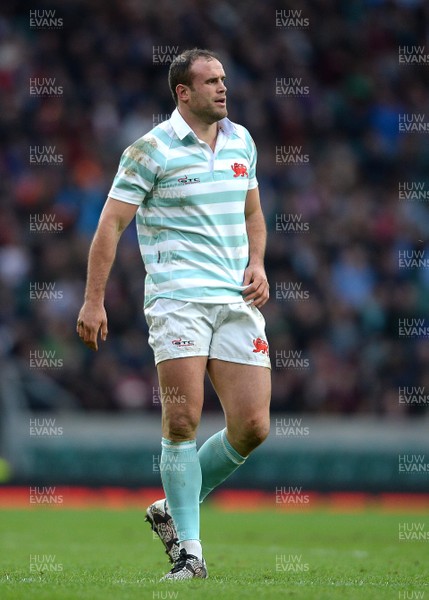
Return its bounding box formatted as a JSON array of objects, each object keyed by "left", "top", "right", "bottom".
[
  {"left": 246, "top": 260, "right": 265, "bottom": 270},
  {"left": 83, "top": 295, "right": 105, "bottom": 307}
]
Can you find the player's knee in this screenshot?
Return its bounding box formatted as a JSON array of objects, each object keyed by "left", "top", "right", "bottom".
[
  {"left": 241, "top": 417, "right": 270, "bottom": 450},
  {"left": 163, "top": 412, "right": 199, "bottom": 441}
]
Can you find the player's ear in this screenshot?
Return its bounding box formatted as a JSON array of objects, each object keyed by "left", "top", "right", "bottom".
[{"left": 176, "top": 84, "right": 189, "bottom": 103}]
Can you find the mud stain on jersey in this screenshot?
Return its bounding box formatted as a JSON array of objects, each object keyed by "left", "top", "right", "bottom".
[{"left": 124, "top": 137, "right": 158, "bottom": 176}]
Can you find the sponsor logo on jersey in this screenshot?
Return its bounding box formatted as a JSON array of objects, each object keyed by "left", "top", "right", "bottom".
[{"left": 177, "top": 175, "right": 200, "bottom": 184}]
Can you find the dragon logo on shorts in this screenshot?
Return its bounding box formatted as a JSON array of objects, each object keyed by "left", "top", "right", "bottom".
[
  {"left": 231, "top": 163, "right": 248, "bottom": 177},
  {"left": 172, "top": 338, "right": 195, "bottom": 347},
  {"left": 252, "top": 337, "right": 269, "bottom": 355}
]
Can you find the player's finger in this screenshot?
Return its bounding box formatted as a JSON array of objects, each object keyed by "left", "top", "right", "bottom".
[
  {"left": 252, "top": 289, "right": 269, "bottom": 304},
  {"left": 245, "top": 282, "right": 269, "bottom": 305},
  {"left": 243, "top": 279, "right": 266, "bottom": 299},
  {"left": 87, "top": 327, "right": 99, "bottom": 351},
  {"left": 243, "top": 279, "right": 263, "bottom": 296},
  {"left": 242, "top": 270, "right": 252, "bottom": 287},
  {"left": 101, "top": 319, "right": 108, "bottom": 342},
  {"left": 76, "top": 318, "right": 84, "bottom": 334},
  {"left": 253, "top": 290, "right": 269, "bottom": 308},
  {"left": 82, "top": 323, "right": 99, "bottom": 351}
]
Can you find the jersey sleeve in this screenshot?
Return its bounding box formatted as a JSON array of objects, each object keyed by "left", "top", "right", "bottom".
[
  {"left": 246, "top": 131, "right": 258, "bottom": 190},
  {"left": 108, "top": 135, "right": 162, "bottom": 205}
]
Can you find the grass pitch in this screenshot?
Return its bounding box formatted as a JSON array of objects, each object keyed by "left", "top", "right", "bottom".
[{"left": 0, "top": 505, "right": 427, "bottom": 599}]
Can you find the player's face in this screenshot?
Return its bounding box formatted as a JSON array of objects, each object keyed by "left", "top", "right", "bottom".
[{"left": 185, "top": 58, "right": 227, "bottom": 124}]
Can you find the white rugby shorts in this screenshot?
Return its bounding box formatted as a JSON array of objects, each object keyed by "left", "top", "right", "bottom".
[{"left": 144, "top": 299, "right": 270, "bottom": 368}]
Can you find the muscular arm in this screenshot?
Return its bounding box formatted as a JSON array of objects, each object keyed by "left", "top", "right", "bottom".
[
  {"left": 77, "top": 197, "right": 138, "bottom": 350},
  {"left": 242, "top": 186, "right": 269, "bottom": 308}
]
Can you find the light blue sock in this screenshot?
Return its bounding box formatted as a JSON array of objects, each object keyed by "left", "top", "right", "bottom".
[
  {"left": 198, "top": 428, "right": 247, "bottom": 502},
  {"left": 160, "top": 438, "right": 202, "bottom": 543}
]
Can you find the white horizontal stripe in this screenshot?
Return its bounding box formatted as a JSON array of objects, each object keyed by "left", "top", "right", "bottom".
[
  {"left": 117, "top": 166, "right": 154, "bottom": 190},
  {"left": 162, "top": 181, "right": 248, "bottom": 195},
  {"left": 140, "top": 238, "right": 249, "bottom": 259},
  {"left": 215, "top": 158, "right": 250, "bottom": 170},
  {"left": 149, "top": 261, "right": 245, "bottom": 277},
  {"left": 138, "top": 222, "right": 246, "bottom": 237},
  {"left": 147, "top": 277, "right": 246, "bottom": 293},
  {"left": 143, "top": 201, "right": 244, "bottom": 219}
]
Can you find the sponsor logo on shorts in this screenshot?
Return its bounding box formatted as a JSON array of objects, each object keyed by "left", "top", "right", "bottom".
[
  {"left": 231, "top": 162, "right": 248, "bottom": 177},
  {"left": 171, "top": 337, "right": 195, "bottom": 347},
  {"left": 252, "top": 337, "right": 269, "bottom": 355}
]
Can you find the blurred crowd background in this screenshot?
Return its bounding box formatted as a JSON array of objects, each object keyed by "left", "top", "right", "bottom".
[{"left": 1, "top": 0, "right": 429, "bottom": 416}]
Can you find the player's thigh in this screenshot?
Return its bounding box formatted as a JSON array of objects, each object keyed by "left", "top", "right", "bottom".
[
  {"left": 207, "top": 359, "right": 271, "bottom": 427},
  {"left": 157, "top": 356, "right": 208, "bottom": 435}
]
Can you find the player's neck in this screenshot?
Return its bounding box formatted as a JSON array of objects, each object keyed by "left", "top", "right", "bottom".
[{"left": 178, "top": 109, "right": 218, "bottom": 150}]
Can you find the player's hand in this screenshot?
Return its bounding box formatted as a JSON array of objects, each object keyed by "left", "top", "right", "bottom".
[
  {"left": 76, "top": 302, "right": 108, "bottom": 351},
  {"left": 242, "top": 264, "right": 269, "bottom": 308}
]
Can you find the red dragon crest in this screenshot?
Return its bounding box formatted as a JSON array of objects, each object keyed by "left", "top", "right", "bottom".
[
  {"left": 252, "top": 337, "right": 269, "bottom": 355},
  {"left": 231, "top": 163, "right": 248, "bottom": 177}
]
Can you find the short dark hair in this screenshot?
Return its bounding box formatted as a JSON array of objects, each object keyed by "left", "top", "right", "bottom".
[{"left": 168, "top": 48, "right": 220, "bottom": 105}]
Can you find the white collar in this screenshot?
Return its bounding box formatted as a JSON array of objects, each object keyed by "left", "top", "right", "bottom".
[{"left": 170, "top": 108, "right": 235, "bottom": 140}]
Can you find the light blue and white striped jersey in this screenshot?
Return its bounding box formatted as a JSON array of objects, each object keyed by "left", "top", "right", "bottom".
[{"left": 108, "top": 108, "right": 258, "bottom": 307}]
